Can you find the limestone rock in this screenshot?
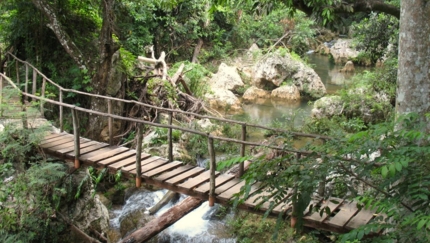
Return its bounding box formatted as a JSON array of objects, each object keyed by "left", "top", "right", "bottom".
[
  {"left": 205, "top": 88, "right": 242, "bottom": 113},
  {"left": 340, "top": 61, "right": 355, "bottom": 72},
  {"left": 329, "top": 39, "right": 359, "bottom": 64},
  {"left": 242, "top": 86, "right": 271, "bottom": 102},
  {"left": 271, "top": 85, "right": 300, "bottom": 101},
  {"left": 311, "top": 96, "right": 344, "bottom": 119},
  {"left": 209, "top": 63, "right": 244, "bottom": 91},
  {"left": 252, "top": 51, "right": 326, "bottom": 99},
  {"left": 315, "top": 43, "right": 331, "bottom": 55}
]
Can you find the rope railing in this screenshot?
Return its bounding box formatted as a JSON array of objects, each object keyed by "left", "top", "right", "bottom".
[{"left": 1, "top": 53, "right": 330, "bottom": 206}]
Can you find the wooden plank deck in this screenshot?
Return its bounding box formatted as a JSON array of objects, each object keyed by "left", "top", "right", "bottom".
[{"left": 39, "top": 132, "right": 381, "bottom": 234}]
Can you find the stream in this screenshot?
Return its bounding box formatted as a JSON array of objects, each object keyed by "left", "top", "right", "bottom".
[{"left": 108, "top": 54, "right": 369, "bottom": 243}]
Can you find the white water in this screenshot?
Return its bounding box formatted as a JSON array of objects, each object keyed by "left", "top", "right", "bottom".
[{"left": 110, "top": 189, "right": 236, "bottom": 243}]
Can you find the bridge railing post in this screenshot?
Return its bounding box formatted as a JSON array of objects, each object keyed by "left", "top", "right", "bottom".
[
  {"left": 15, "top": 59, "right": 19, "bottom": 85},
  {"left": 32, "top": 68, "right": 37, "bottom": 102},
  {"left": 108, "top": 99, "right": 113, "bottom": 145},
  {"left": 59, "top": 89, "right": 64, "bottom": 132},
  {"left": 135, "top": 123, "right": 144, "bottom": 187},
  {"left": 239, "top": 123, "right": 246, "bottom": 177},
  {"left": 0, "top": 75, "right": 3, "bottom": 117},
  {"left": 40, "top": 77, "right": 46, "bottom": 118},
  {"left": 167, "top": 111, "right": 173, "bottom": 162},
  {"left": 71, "top": 107, "right": 80, "bottom": 169},
  {"left": 25, "top": 64, "right": 29, "bottom": 102},
  {"left": 207, "top": 135, "right": 216, "bottom": 207}
]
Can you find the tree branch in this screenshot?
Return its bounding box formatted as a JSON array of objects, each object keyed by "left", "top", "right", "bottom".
[{"left": 31, "top": 0, "right": 87, "bottom": 69}]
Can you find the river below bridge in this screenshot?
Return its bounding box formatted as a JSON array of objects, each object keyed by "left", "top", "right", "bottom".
[{"left": 108, "top": 54, "right": 370, "bottom": 243}]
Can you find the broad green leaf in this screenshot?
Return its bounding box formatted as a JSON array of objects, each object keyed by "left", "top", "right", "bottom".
[
  {"left": 395, "top": 162, "right": 402, "bottom": 172},
  {"left": 417, "top": 219, "right": 427, "bottom": 230},
  {"left": 381, "top": 166, "right": 388, "bottom": 177}
]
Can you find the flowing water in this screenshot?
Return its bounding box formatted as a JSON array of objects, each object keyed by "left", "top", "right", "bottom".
[{"left": 109, "top": 54, "right": 371, "bottom": 243}]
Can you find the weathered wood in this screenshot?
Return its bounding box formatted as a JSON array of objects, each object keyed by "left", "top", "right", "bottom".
[
  {"left": 165, "top": 167, "right": 205, "bottom": 185},
  {"left": 32, "top": 68, "right": 37, "bottom": 101},
  {"left": 107, "top": 99, "right": 113, "bottom": 145},
  {"left": 56, "top": 140, "right": 98, "bottom": 154},
  {"left": 167, "top": 112, "right": 173, "bottom": 162},
  {"left": 153, "top": 165, "right": 195, "bottom": 182},
  {"left": 97, "top": 150, "right": 136, "bottom": 167},
  {"left": 304, "top": 198, "right": 344, "bottom": 223},
  {"left": 59, "top": 90, "right": 63, "bottom": 132},
  {"left": 327, "top": 201, "right": 359, "bottom": 228},
  {"left": 119, "top": 196, "right": 203, "bottom": 243},
  {"left": 178, "top": 170, "right": 220, "bottom": 190},
  {"left": 148, "top": 190, "right": 178, "bottom": 215},
  {"left": 108, "top": 153, "right": 150, "bottom": 171},
  {"left": 121, "top": 156, "right": 161, "bottom": 172},
  {"left": 71, "top": 108, "right": 80, "bottom": 168},
  {"left": 194, "top": 174, "right": 235, "bottom": 194},
  {"left": 85, "top": 147, "right": 129, "bottom": 163},
  {"left": 346, "top": 207, "right": 376, "bottom": 230},
  {"left": 239, "top": 124, "right": 246, "bottom": 176},
  {"left": 25, "top": 64, "right": 29, "bottom": 102},
  {"left": 40, "top": 77, "right": 46, "bottom": 117},
  {"left": 130, "top": 158, "right": 169, "bottom": 174},
  {"left": 207, "top": 136, "right": 216, "bottom": 206},
  {"left": 142, "top": 161, "right": 183, "bottom": 178}
]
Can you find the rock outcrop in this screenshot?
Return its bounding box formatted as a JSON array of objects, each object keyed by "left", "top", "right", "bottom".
[
  {"left": 329, "top": 39, "right": 359, "bottom": 64},
  {"left": 252, "top": 51, "right": 326, "bottom": 99}
]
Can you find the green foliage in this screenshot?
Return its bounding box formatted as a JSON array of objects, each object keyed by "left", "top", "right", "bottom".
[
  {"left": 150, "top": 127, "right": 181, "bottom": 145},
  {"left": 0, "top": 162, "right": 68, "bottom": 242},
  {"left": 352, "top": 12, "right": 399, "bottom": 64},
  {"left": 235, "top": 113, "right": 430, "bottom": 242},
  {"left": 170, "top": 61, "right": 211, "bottom": 98}
]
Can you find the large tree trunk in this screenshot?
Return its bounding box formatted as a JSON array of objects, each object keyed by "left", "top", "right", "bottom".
[
  {"left": 396, "top": 0, "right": 430, "bottom": 132},
  {"left": 119, "top": 196, "right": 203, "bottom": 243}
]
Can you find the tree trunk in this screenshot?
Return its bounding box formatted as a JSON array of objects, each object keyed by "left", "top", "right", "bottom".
[
  {"left": 119, "top": 196, "right": 203, "bottom": 243},
  {"left": 148, "top": 191, "right": 178, "bottom": 215},
  {"left": 396, "top": 0, "right": 430, "bottom": 133}
]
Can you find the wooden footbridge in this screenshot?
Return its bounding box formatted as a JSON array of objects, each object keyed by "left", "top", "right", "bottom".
[{"left": 0, "top": 52, "right": 381, "bottom": 234}]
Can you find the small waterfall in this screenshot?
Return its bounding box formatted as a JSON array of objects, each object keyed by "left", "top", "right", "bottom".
[{"left": 109, "top": 190, "right": 236, "bottom": 243}]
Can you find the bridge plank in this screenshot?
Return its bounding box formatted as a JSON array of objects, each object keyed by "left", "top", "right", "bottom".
[
  {"left": 97, "top": 150, "right": 136, "bottom": 166},
  {"left": 44, "top": 138, "right": 91, "bottom": 152},
  {"left": 153, "top": 165, "right": 195, "bottom": 182},
  {"left": 108, "top": 153, "right": 151, "bottom": 171},
  {"left": 214, "top": 178, "right": 242, "bottom": 195},
  {"left": 86, "top": 147, "right": 129, "bottom": 163},
  {"left": 120, "top": 156, "right": 160, "bottom": 172},
  {"left": 178, "top": 170, "right": 220, "bottom": 190},
  {"left": 244, "top": 187, "right": 276, "bottom": 209},
  {"left": 217, "top": 180, "right": 247, "bottom": 201},
  {"left": 165, "top": 167, "right": 205, "bottom": 185},
  {"left": 56, "top": 140, "right": 99, "bottom": 154},
  {"left": 39, "top": 134, "right": 73, "bottom": 147},
  {"left": 67, "top": 143, "right": 109, "bottom": 157},
  {"left": 303, "top": 198, "right": 325, "bottom": 216},
  {"left": 80, "top": 146, "right": 122, "bottom": 162},
  {"left": 194, "top": 174, "right": 235, "bottom": 194},
  {"left": 327, "top": 201, "right": 359, "bottom": 228},
  {"left": 346, "top": 207, "right": 376, "bottom": 230},
  {"left": 272, "top": 190, "right": 294, "bottom": 214},
  {"left": 43, "top": 133, "right": 64, "bottom": 140},
  {"left": 129, "top": 158, "right": 169, "bottom": 175},
  {"left": 305, "top": 198, "right": 344, "bottom": 223},
  {"left": 142, "top": 161, "right": 183, "bottom": 178},
  {"left": 40, "top": 136, "right": 74, "bottom": 148}
]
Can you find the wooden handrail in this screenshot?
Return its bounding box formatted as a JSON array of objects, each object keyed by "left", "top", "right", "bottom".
[
  {"left": 5, "top": 52, "right": 332, "bottom": 141},
  {"left": 3, "top": 52, "right": 333, "bottom": 204}
]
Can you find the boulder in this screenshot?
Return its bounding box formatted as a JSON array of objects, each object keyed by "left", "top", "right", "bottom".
[
  {"left": 242, "top": 86, "right": 271, "bottom": 102},
  {"left": 145, "top": 143, "right": 193, "bottom": 162},
  {"left": 205, "top": 88, "right": 242, "bottom": 113},
  {"left": 209, "top": 63, "right": 244, "bottom": 91},
  {"left": 329, "top": 39, "right": 359, "bottom": 64},
  {"left": 311, "top": 96, "right": 344, "bottom": 119},
  {"left": 271, "top": 85, "right": 300, "bottom": 101},
  {"left": 315, "top": 43, "right": 331, "bottom": 55},
  {"left": 340, "top": 61, "right": 355, "bottom": 72},
  {"left": 252, "top": 51, "right": 326, "bottom": 99}
]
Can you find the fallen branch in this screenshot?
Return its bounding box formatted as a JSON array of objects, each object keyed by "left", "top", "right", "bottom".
[{"left": 148, "top": 190, "right": 178, "bottom": 215}]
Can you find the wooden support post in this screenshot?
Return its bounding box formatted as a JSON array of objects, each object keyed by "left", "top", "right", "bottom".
[
  {"left": 40, "top": 78, "right": 46, "bottom": 118},
  {"left": 59, "top": 90, "right": 64, "bottom": 132},
  {"left": 71, "top": 108, "right": 80, "bottom": 169},
  {"left": 135, "top": 124, "right": 144, "bottom": 187},
  {"left": 168, "top": 111, "right": 173, "bottom": 162},
  {"left": 25, "top": 64, "right": 29, "bottom": 102},
  {"left": 207, "top": 135, "right": 216, "bottom": 206},
  {"left": 32, "top": 69, "right": 37, "bottom": 102},
  {"left": 0, "top": 75, "right": 3, "bottom": 117},
  {"left": 107, "top": 99, "right": 113, "bottom": 145},
  {"left": 15, "top": 60, "right": 19, "bottom": 85},
  {"left": 239, "top": 124, "right": 246, "bottom": 177}
]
